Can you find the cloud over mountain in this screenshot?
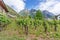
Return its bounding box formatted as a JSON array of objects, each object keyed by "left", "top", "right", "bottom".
[
  {"left": 3, "top": 0, "right": 25, "bottom": 13},
  {"left": 38, "top": 0, "right": 60, "bottom": 15}
]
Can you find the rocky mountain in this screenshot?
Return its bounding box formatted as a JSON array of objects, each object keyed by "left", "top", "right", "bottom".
[
  {"left": 42, "top": 10, "right": 55, "bottom": 19},
  {"left": 19, "top": 9, "right": 37, "bottom": 18},
  {"left": 29, "top": 9, "right": 37, "bottom": 18},
  {"left": 19, "top": 9, "right": 30, "bottom": 16},
  {"left": 19, "top": 9, "right": 55, "bottom": 19}
]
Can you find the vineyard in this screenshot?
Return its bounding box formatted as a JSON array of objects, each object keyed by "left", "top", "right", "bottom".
[{"left": 0, "top": 11, "right": 60, "bottom": 40}]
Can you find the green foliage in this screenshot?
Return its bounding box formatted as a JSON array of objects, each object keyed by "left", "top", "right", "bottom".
[
  {"left": 0, "top": 14, "right": 11, "bottom": 27},
  {"left": 1, "top": 7, "right": 60, "bottom": 39},
  {"left": 34, "top": 10, "right": 43, "bottom": 20}
]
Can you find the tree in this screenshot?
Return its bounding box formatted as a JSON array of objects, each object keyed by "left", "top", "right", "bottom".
[{"left": 34, "top": 10, "right": 43, "bottom": 20}]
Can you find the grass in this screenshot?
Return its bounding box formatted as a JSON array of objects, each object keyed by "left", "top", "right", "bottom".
[
  {"left": 1, "top": 12, "right": 60, "bottom": 40},
  {"left": 1, "top": 18, "right": 60, "bottom": 40}
]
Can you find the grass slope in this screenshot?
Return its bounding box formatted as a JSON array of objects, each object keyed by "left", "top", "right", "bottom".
[{"left": 0, "top": 6, "right": 60, "bottom": 40}]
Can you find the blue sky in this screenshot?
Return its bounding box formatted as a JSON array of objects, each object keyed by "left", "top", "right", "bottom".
[
  {"left": 24, "top": 0, "right": 45, "bottom": 9},
  {"left": 3, "top": 0, "right": 60, "bottom": 15}
]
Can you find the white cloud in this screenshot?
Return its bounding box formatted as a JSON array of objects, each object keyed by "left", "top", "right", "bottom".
[
  {"left": 50, "top": 3, "right": 60, "bottom": 15},
  {"left": 3, "top": 0, "right": 25, "bottom": 13},
  {"left": 38, "top": 0, "right": 60, "bottom": 15}
]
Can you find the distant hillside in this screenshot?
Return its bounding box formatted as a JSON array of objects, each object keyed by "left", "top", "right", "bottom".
[
  {"left": 7, "top": 5, "right": 20, "bottom": 16},
  {"left": 19, "top": 9, "right": 37, "bottom": 18},
  {"left": 19, "top": 9, "right": 55, "bottom": 19},
  {"left": 1, "top": 5, "right": 21, "bottom": 18},
  {"left": 19, "top": 9, "right": 30, "bottom": 16},
  {"left": 29, "top": 9, "right": 37, "bottom": 18},
  {"left": 42, "top": 10, "right": 55, "bottom": 19}
]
